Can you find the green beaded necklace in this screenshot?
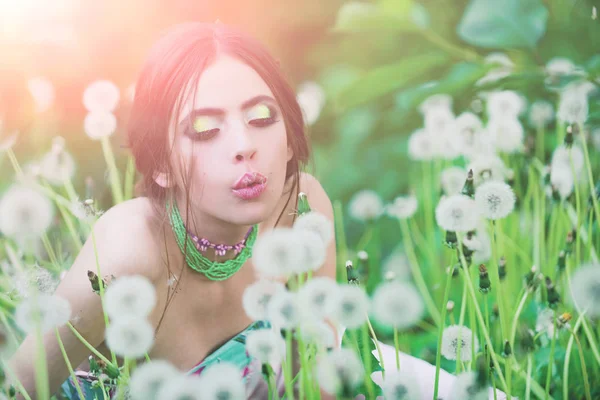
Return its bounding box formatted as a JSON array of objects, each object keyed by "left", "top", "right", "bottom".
[{"left": 166, "top": 199, "right": 258, "bottom": 281}]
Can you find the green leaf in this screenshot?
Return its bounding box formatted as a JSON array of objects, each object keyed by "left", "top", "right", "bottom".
[
  {"left": 333, "top": 1, "right": 418, "bottom": 33},
  {"left": 457, "top": 0, "right": 549, "bottom": 48},
  {"left": 335, "top": 53, "right": 448, "bottom": 110}
]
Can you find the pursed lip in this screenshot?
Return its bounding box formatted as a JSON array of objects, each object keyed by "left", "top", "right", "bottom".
[{"left": 232, "top": 172, "right": 268, "bottom": 190}]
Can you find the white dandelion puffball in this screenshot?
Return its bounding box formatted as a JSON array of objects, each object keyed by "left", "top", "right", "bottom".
[
  {"left": 486, "top": 90, "right": 526, "bottom": 119},
  {"left": 407, "top": 129, "right": 436, "bottom": 161},
  {"left": 300, "top": 321, "right": 336, "bottom": 349},
  {"left": 316, "top": 348, "right": 364, "bottom": 395},
  {"left": 418, "top": 94, "right": 453, "bottom": 116},
  {"left": 474, "top": 181, "right": 516, "bottom": 220},
  {"left": 557, "top": 89, "right": 588, "bottom": 124},
  {"left": 0, "top": 184, "right": 54, "bottom": 240},
  {"left": 485, "top": 52, "right": 514, "bottom": 69},
  {"left": 454, "top": 112, "right": 485, "bottom": 157},
  {"left": 348, "top": 189, "right": 384, "bottom": 222},
  {"left": 535, "top": 308, "right": 556, "bottom": 338},
  {"left": 570, "top": 263, "right": 600, "bottom": 318},
  {"left": 197, "top": 362, "right": 245, "bottom": 400},
  {"left": 242, "top": 279, "right": 286, "bottom": 321},
  {"left": 245, "top": 328, "right": 286, "bottom": 367},
  {"left": 528, "top": 100, "right": 554, "bottom": 128},
  {"left": 297, "top": 276, "right": 339, "bottom": 321},
  {"left": 435, "top": 194, "right": 480, "bottom": 232},
  {"left": 546, "top": 57, "right": 578, "bottom": 77},
  {"left": 551, "top": 144, "right": 584, "bottom": 176},
  {"left": 0, "top": 129, "right": 18, "bottom": 152},
  {"left": 293, "top": 211, "right": 334, "bottom": 246},
  {"left": 448, "top": 371, "right": 488, "bottom": 400},
  {"left": 441, "top": 167, "right": 468, "bottom": 196},
  {"left": 27, "top": 77, "right": 55, "bottom": 113},
  {"left": 550, "top": 166, "right": 574, "bottom": 200},
  {"left": 371, "top": 281, "right": 424, "bottom": 330},
  {"left": 441, "top": 325, "right": 479, "bottom": 362},
  {"left": 468, "top": 228, "right": 492, "bottom": 264},
  {"left": 466, "top": 155, "right": 509, "bottom": 186},
  {"left": 83, "top": 80, "right": 120, "bottom": 112},
  {"left": 38, "top": 147, "right": 76, "bottom": 186},
  {"left": 252, "top": 228, "right": 305, "bottom": 278},
  {"left": 326, "top": 284, "right": 369, "bottom": 329},
  {"left": 15, "top": 294, "right": 72, "bottom": 333},
  {"left": 382, "top": 251, "right": 411, "bottom": 280},
  {"left": 485, "top": 118, "right": 524, "bottom": 154},
  {"left": 296, "top": 81, "right": 326, "bottom": 126},
  {"left": 84, "top": 111, "right": 117, "bottom": 140},
  {"left": 424, "top": 106, "right": 455, "bottom": 135},
  {"left": 11, "top": 263, "right": 59, "bottom": 298},
  {"left": 105, "top": 316, "right": 155, "bottom": 358},
  {"left": 385, "top": 195, "right": 418, "bottom": 220},
  {"left": 381, "top": 370, "right": 422, "bottom": 400},
  {"left": 129, "top": 360, "right": 180, "bottom": 400},
  {"left": 156, "top": 375, "right": 204, "bottom": 400},
  {"left": 295, "top": 230, "right": 327, "bottom": 273},
  {"left": 103, "top": 275, "right": 157, "bottom": 320},
  {"left": 267, "top": 289, "right": 300, "bottom": 329}
]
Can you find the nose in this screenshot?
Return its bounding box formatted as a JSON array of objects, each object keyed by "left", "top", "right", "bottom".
[{"left": 231, "top": 121, "right": 257, "bottom": 163}]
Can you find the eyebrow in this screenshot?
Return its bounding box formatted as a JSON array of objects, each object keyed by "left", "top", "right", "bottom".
[{"left": 178, "top": 95, "right": 277, "bottom": 125}]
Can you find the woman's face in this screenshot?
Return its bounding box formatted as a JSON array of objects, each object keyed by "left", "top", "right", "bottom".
[{"left": 164, "top": 54, "right": 293, "bottom": 226}]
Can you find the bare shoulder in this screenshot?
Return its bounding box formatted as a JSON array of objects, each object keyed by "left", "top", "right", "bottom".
[{"left": 298, "top": 172, "right": 334, "bottom": 217}]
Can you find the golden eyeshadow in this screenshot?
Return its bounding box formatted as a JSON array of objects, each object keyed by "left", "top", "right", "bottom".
[
  {"left": 246, "top": 104, "right": 272, "bottom": 120},
  {"left": 192, "top": 116, "right": 220, "bottom": 132}
]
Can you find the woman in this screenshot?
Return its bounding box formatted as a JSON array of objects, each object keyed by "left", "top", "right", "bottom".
[{"left": 8, "top": 22, "right": 338, "bottom": 399}]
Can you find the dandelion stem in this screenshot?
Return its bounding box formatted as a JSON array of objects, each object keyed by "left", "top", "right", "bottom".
[
  {"left": 100, "top": 136, "right": 124, "bottom": 205},
  {"left": 124, "top": 154, "right": 136, "bottom": 201},
  {"left": 495, "top": 356, "right": 551, "bottom": 400},
  {"left": 6, "top": 148, "right": 23, "bottom": 176},
  {"left": 333, "top": 201, "right": 348, "bottom": 282},
  {"left": 34, "top": 324, "right": 50, "bottom": 400},
  {"left": 544, "top": 311, "right": 557, "bottom": 398},
  {"left": 526, "top": 353, "right": 533, "bottom": 400},
  {"left": 563, "top": 312, "right": 588, "bottom": 400},
  {"left": 456, "top": 234, "right": 508, "bottom": 390},
  {"left": 509, "top": 289, "right": 529, "bottom": 348},
  {"left": 365, "top": 317, "right": 385, "bottom": 379},
  {"left": 399, "top": 219, "right": 441, "bottom": 326},
  {"left": 393, "top": 328, "right": 400, "bottom": 371},
  {"left": 577, "top": 123, "right": 600, "bottom": 231},
  {"left": 55, "top": 328, "right": 86, "bottom": 400},
  {"left": 0, "top": 360, "right": 33, "bottom": 400},
  {"left": 432, "top": 268, "right": 452, "bottom": 400},
  {"left": 284, "top": 329, "right": 295, "bottom": 400},
  {"left": 66, "top": 322, "right": 112, "bottom": 365}
]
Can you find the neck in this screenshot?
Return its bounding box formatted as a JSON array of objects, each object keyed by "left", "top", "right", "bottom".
[{"left": 171, "top": 195, "right": 254, "bottom": 263}]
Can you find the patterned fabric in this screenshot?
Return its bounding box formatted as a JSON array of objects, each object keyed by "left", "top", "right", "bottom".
[{"left": 59, "top": 320, "right": 274, "bottom": 399}]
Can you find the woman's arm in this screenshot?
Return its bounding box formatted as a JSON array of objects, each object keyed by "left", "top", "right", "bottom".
[{"left": 7, "top": 200, "right": 160, "bottom": 399}]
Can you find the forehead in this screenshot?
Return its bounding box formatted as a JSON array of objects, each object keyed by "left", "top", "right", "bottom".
[{"left": 176, "top": 54, "right": 275, "bottom": 124}]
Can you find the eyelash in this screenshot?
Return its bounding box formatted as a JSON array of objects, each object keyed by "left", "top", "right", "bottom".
[{"left": 186, "top": 107, "right": 280, "bottom": 140}]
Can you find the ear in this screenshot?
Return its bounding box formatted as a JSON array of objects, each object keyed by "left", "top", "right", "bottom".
[
  {"left": 286, "top": 145, "right": 294, "bottom": 162},
  {"left": 152, "top": 171, "right": 174, "bottom": 188}
]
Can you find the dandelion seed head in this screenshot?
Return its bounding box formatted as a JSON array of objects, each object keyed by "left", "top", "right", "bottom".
[
  {"left": 484, "top": 53, "right": 514, "bottom": 69},
  {"left": 156, "top": 375, "right": 204, "bottom": 400},
  {"left": 454, "top": 112, "right": 484, "bottom": 156},
  {"left": 466, "top": 155, "right": 509, "bottom": 186},
  {"left": 129, "top": 360, "right": 180, "bottom": 400},
  {"left": 295, "top": 230, "right": 327, "bottom": 273},
  {"left": 252, "top": 228, "right": 305, "bottom": 278},
  {"left": 440, "top": 167, "right": 468, "bottom": 196},
  {"left": 297, "top": 277, "right": 339, "bottom": 322},
  {"left": 0, "top": 183, "right": 54, "bottom": 240},
  {"left": 535, "top": 308, "right": 556, "bottom": 338},
  {"left": 418, "top": 94, "right": 453, "bottom": 116},
  {"left": 371, "top": 281, "right": 424, "bottom": 330},
  {"left": 105, "top": 317, "right": 155, "bottom": 358},
  {"left": 557, "top": 89, "right": 588, "bottom": 124},
  {"left": 448, "top": 371, "right": 488, "bottom": 400},
  {"left": 245, "top": 328, "right": 286, "bottom": 367},
  {"left": 293, "top": 211, "right": 334, "bottom": 246},
  {"left": 83, "top": 80, "right": 120, "bottom": 112},
  {"left": 103, "top": 275, "right": 157, "bottom": 320},
  {"left": 435, "top": 195, "right": 480, "bottom": 232},
  {"left": 348, "top": 190, "right": 384, "bottom": 222},
  {"left": 267, "top": 289, "right": 300, "bottom": 329},
  {"left": 297, "top": 81, "right": 325, "bottom": 126},
  {"left": 407, "top": 129, "right": 436, "bottom": 161},
  {"left": 528, "top": 100, "right": 554, "bottom": 128},
  {"left": 327, "top": 284, "right": 369, "bottom": 329},
  {"left": 15, "top": 294, "right": 71, "bottom": 333},
  {"left": 242, "top": 279, "right": 286, "bottom": 321},
  {"left": 197, "top": 362, "right": 246, "bottom": 400},
  {"left": 316, "top": 348, "right": 364, "bottom": 395},
  {"left": 551, "top": 145, "right": 584, "bottom": 176},
  {"left": 486, "top": 90, "right": 526, "bottom": 119},
  {"left": 300, "top": 321, "right": 336, "bottom": 350},
  {"left": 381, "top": 371, "right": 422, "bottom": 400},
  {"left": 549, "top": 166, "right": 574, "bottom": 200},
  {"left": 424, "top": 107, "right": 455, "bottom": 135},
  {"left": 11, "top": 263, "right": 59, "bottom": 298},
  {"left": 474, "top": 181, "right": 516, "bottom": 220},
  {"left": 485, "top": 118, "right": 524, "bottom": 154},
  {"left": 385, "top": 195, "right": 418, "bottom": 220},
  {"left": 381, "top": 251, "right": 411, "bottom": 280},
  {"left": 0, "top": 128, "right": 18, "bottom": 152},
  {"left": 38, "top": 146, "right": 76, "bottom": 186},
  {"left": 84, "top": 111, "right": 117, "bottom": 140},
  {"left": 570, "top": 263, "right": 600, "bottom": 317},
  {"left": 546, "top": 58, "right": 578, "bottom": 77},
  {"left": 441, "top": 325, "right": 479, "bottom": 362}
]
